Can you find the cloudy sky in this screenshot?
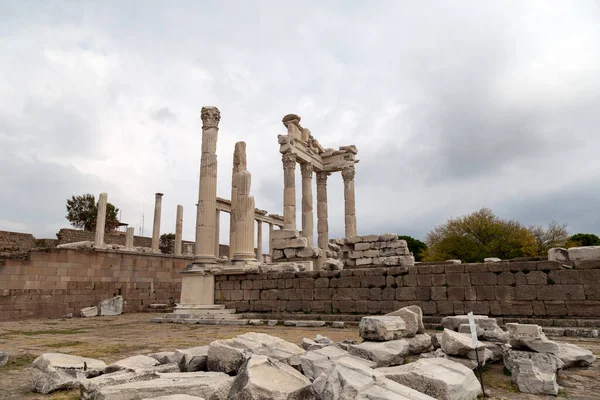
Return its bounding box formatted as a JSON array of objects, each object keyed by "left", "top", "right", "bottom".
[{"left": 1, "top": 1, "right": 599, "bottom": 247}]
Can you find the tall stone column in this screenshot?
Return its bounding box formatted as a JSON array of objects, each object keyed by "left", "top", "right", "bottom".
[
  {"left": 316, "top": 172, "right": 330, "bottom": 262},
  {"left": 94, "top": 192, "right": 108, "bottom": 248},
  {"left": 256, "top": 221, "right": 263, "bottom": 262},
  {"left": 125, "top": 226, "right": 135, "bottom": 250},
  {"left": 268, "top": 223, "right": 274, "bottom": 257},
  {"left": 300, "top": 163, "right": 314, "bottom": 244},
  {"left": 233, "top": 170, "right": 256, "bottom": 260},
  {"left": 282, "top": 152, "right": 297, "bottom": 230},
  {"left": 229, "top": 142, "right": 246, "bottom": 258},
  {"left": 175, "top": 204, "right": 183, "bottom": 256},
  {"left": 151, "top": 193, "right": 163, "bottom": 253},
  {"left": 194, "top": 106, "right": 220, "bottom": 263},
  {"left": 215, "top": 209, "right": 220, "bottom": 258},
  {"left": 342, "top": 166, "right": 357, "bottom": 238}
]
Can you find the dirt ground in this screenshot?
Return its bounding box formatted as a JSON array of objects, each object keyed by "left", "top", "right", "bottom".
[{"left": 0, "top": 313, "right": 599, "bottom": 400}]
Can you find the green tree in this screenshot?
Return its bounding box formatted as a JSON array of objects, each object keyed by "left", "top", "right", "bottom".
[
  {"left": 65, "top": 194, "right": 120, "bottom": 232},
  {"left": 159, "top": 233, "right": 176, "bottom": 254},
  {"left": 568, "top": 233, "right": 600, "bottom": 247},
  {"left": 397, "top": 235, "right": 428, "bottom": 262},
  {"left": 528, "top": 221, "right": 569, "bottom": 255},
  {"left": 422, "top": 208, "right": 537, "bottom": 263}
]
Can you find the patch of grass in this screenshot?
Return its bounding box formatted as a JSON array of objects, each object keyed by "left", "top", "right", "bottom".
[
  {"left": 0, "top": 353, "right": 37, "bottom": 372},
  {"left": 47, "top": 341, "right": 84, "bottom": 348},
  {"left": 48, "top": 390, "right": 80, "bottom": 400},
  {"left": 78, "top": 344, "right": 147, "bottom": 360},
  {"left": 502, "top": 366, "right": 512, "bottom": 376},
  {"left": 44, "top": 322, "right": 59, "bottom": 326},
  {"left": 6, "top": 328, "right": 88, "bottom": 336},
  {"left": 557, "top": 388, "right": 568, "bottom": 398}
]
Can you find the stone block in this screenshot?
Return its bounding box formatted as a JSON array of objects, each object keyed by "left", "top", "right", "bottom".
[
  {"left": 470, "top": 272, "right": 497, "bottom": 286},
  {"left": 476, "top": 286, "right": 495, "bottom": 301},
  {"left": 355, "top": 258, "right": 372, "bottom": 266},
  {"left": 271, "top": 237, "right": 309, "bottom": 250},
  {"left": 526, "top": 271, "right": 547, "bottom": 285},
  {"left": 515, "top": 285, "right": 537, "bottom": 301},
  {"left": 548, "top": 248, "right": 569, "bottom": 262},
  {"left": 568, "top": 246, "right": 600, "bottom": 261},
  {"left": 415, "top": 287, "right": 431, "bottom": 300},
  {"left": 431, "top": 274, "right": 446, "bottom": 286},
  {"left": 396, "top": 287, "right": 416, "bottom": 301},
  {"left": 355, "top": 243, "right": 370, "bottom": 251},
  {"left": 417, "top": 275, "right": 431, "bottom": 286},
  {"left": 558, "top": 270, "right": 580, "bottom": 285},
  {"left": 431, "top": 287, "right": 447, "bottom": 301},
  {"left": 447, "top": 287, "right": 465, "bottom": 301},
  {"left": 495, "top": 286, "right": 515, "bottom": 301}
]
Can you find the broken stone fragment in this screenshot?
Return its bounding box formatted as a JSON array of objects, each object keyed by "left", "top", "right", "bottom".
[
  {"left": 32, "top": 353, "right": 107, "bottom": 394},
  {"left": 80, "top": 306, "right": 99, "bottom": 318},
  {"left": 359, "top": 315, "right": 408, "bottom": 341},
  {"left": 440, "top": 329, "right": 485, "bottom": 358},
  {"left": 174, "top": 346, "right": 208, "bottom": 372},
  {"left": 348, "top": 339, "right": 409, "bottom": 367},
  {"left": 379, "top": 358, "right": 482, "bottom": 400},
  {"left": 385, "top": 306, "right": 421, "bottom": 337},
  {"left": 98, "top": 295, "right": 124, "bottom": 316},
  {"left": 556, "top": 343, "right": 596, "bottom": 368},
  {"left": 299, "top": 345, "right": 375, "bottom": 381}
]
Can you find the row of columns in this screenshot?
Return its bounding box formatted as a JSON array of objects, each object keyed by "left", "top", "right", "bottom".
[{"left": 281, "top": 151, "right": 357, "bottom": 259}]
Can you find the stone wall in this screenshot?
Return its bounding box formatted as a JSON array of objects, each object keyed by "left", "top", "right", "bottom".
[
  {"left": 0, "top": 248, "right": 186, "bottom": 320},
  {"left": 328, "top": 234, "right": 415, "bottom": 268},
  {"left": 56, "top": 228, "right": 153, "bottom": 248},
  {"left": 0, "top": 230, "right": 36, "bottom": 251},
  {"left": 214, "top": 259, "right": 600, "bottom": 317}
]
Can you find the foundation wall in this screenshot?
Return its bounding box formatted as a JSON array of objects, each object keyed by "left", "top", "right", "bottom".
[
  {"left": 0, "top": 230, "right": 36, "bottom": 251},
  {"left": 215, "top": 260, "right": 600, "bottom": 318},
  {"left": 0, "top": 249, "right": 187, "bottom": 320}
]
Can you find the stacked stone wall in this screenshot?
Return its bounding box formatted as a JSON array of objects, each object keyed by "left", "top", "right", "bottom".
[
  {"left": 0, "top": 230, "right": 36, "bottom": 251},
  {"left": 328, "top": 234, "right": 415, "bottom": 268},
  {"left": 0, "top": 248, "right": 186, "bottom": 320},
  {"left": 215, "top": 259, "right": 600, "bottom": 318},
  {"left": 56, "top": 228, "right": 153, "bottom": 248}
]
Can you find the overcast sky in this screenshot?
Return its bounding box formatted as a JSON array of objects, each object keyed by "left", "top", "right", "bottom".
[{"left": 1, "top": 1, "right": 599, "bottom": 247}]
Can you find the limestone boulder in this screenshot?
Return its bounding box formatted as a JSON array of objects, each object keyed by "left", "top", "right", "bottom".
[
  {"left": 175, "top": 346, "right": 208, "bottom": 372},
  {"left": 89, "top": 371, "right": 233, "bottom": 400},
  {"left": 324, "top": 258, "right": 344, "bottom": 270},
  {"left": 441, "top": 329, "right": 484, "bottom": 358},
  {"left": 149, "top": 351, "right": 183, "bottom": 366},
  {"left": 379, "top": 358, "right": 482, "bottom": 400},
  {"left": 228, "top": 355, "right": 317, "bottom": 400},
  {"left": 507, "top": 358, "right": 558, "bottom": 395},
  {"left": 506, "top": 323, "right": 560, "bottom": 353},
  {"left": 0, "top": 350, "right": 7, "bottom": 367},
  {"left": 80, "top": 306, "right": 99, "bottom": 317},
  {"left": 80, "top": 364, "right": 180, "bottom": 399},
  {"left": 312, "top": 356, "right": 436, "bottom": 400},
  {"left": 385, "top": 306, "right": 422, "bottom": 336},
  {"left": 431, "top": 333, "right": 442, "bottom": 349},
  {"left": 31, "top": 353, "right": 107, "bottom": 394},
  {"left": 548, "top": 247, "right": 569, "bottom": 262},
  {"left": 556, "top": 343, "right": 596, "bottom": 368},
  {"left": 299, "top": 345, "right": 375, "bottom": 381},
  {"left": 348, "top": 339, "right": 409, "bottom": 367},
  {"left": 207, "top": 332, "right": 304, "bottom": 374},
  {"left": 440, "top": 315, "right": 490, "bottom": 331},
  {"left": 105, "top": 355, "right": 161, "bottom": 373},
  {"left": 359, "top": 316, "right": 408, "bottom": 341},
  {"left": 405, "top": 333, "right": 433, "bottom": 354},
  {"left": 98, "top": 295, "right": 124, "bottom": 316},
  {"left": 420, "top": 349, "right": 478, "bottom": 370},
  {"left": 568, "top": 245, "right": 600, "bottom": 261}
]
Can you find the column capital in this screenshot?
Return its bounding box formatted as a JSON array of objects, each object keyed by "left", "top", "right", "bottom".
[
  {"left": 342, "top": 166, "right": 355, "bottom": 182},
  {"left": 300, "top": 162, "right": 313, "bottom": 178},
  {"left": 201, "top": 106, "right": 221, "bottom": 128},
  {"left": 316, "top": 171, "right": 330, "bottom": 185},
  {"left": 282, "top": 152, "right": 297, "bottom": 169}
]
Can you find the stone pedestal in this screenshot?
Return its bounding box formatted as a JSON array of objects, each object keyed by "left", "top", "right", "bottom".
[
  {"left": 175, "top": 204, "right": 183, "bottom": 256},
  {"left": 151, "top": 193, "right": 163, "bottom": 253},
  {"left": 94, "top": 192, "right": 108, "bottom": 249},
  {"left": 194, "top": 106, "right": 220, "bottom": 263},
  {"left": 342, "top": 166, "right": 357, "bottom": 238},
  {"left": 179, "top": 270, "right": 215, "bottom": 306},
  {"left": 300, "top": 163, "right": 314, "bottom": 245}
]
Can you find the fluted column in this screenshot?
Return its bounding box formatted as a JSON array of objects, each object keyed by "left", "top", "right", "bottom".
[
  {"left": 233, "top": 170, "right": 256, "bottom": 260},
  {"left": 215, "top": 209, "right": 220, "bottom": 258},
  {"left": 125, "top": 226, "right": 134, "bottom": 250},
  {"left": 268, "top": 223, "right": 274, "bottom": 257},
  {"left": 229, "top": 142, "right": 246, "bottom": 258},
  {"left": 342, "top": 166, "right": 357, "bottom": 238},
  {"left": 94, "top": 192, "right": 108, "bottom": 248},
  {"left": 256, "top": 221, "right": 263, "bottom": 262},
  {"left": 300, "top": 163, "right": 314, "bottom": 244},
  {"left": 282, "top": 152, "right": 297, "bottom": 230},
  {"left": 316, "top": 172, "right": 330, "bottom": 262},
  {"left": 151, "top": 193, "right": 163, "bottom": 253},
  {"left": 194, "top": 106, "right": 220, "bottom": 263},
  {"left": 175, "top": 204, "right": 183, "bottom": 256}
]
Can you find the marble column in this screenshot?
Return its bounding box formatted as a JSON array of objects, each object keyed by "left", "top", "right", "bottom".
[
  {"left": 229, "top": 142, "right": 246, "bottom": 258},
  {"left": 342, "top": 166, "right": 357, "bottom": 238},
  {"left": 215, "top": 209, "right": 220, "bottom": 258},
  {"left": 256, "top": 221, "right": 263, "bottom": 262},
  {"left": 175, "top": 204, "right": 183, "bottom": 256},
  {"left": 125, "top": 226, "right": 134, "bottom": 250},
  {"left": 282, "top": 152, "right": 297, "bottom": 230},
  {"left": 233, "top": 170, "right": 256, "bottom": 260},
  {"left": 94, "top": 192, "right": 108, "bottom": 248},
  {"left": 151, "top": 193, "right": 163, "bottom": 253},
  {"left": 268, "top": 223, "right": 274, "bottom": 257},
  {"left": 316, "top": 172, "right": 329, "bottom": 262},
  {"left": 300, "top": 163, "right": 314, "bottom": 244},
  {"left": 194, "top": 106, "right": 220, "bottom": 263}
]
